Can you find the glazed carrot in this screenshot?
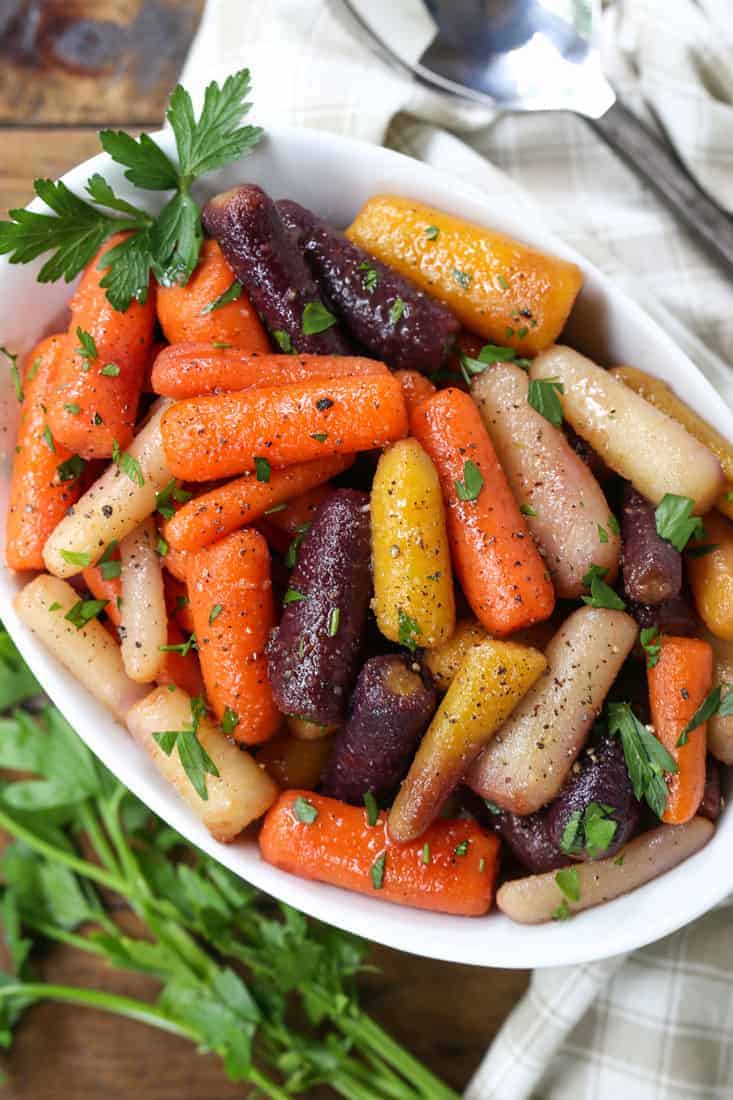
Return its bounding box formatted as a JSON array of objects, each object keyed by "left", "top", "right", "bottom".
[
  {"left": 347, "top": 195, "right": 583, "bottom": 355},
  {"left": 151, "top": 345, "right": 388, "bottom": 398},
  {"left": 83, "top": 559, "right": 121, "bottom": 626},
  {"left": 156, "top": 239, "right": 271, "bottom": 351},
  {"left": 265, "top": 485, "right": 332, "bottom": 537},
  {"left": 156, "top": 622, "right": 205, "bottom": 698},
  {"left": 164, "top": 574, "right": 195, "bottom": 633},
  {"left": 259, "top": 790, "right": 500, "bottom": 916},
  {"left": 648, "top": 635, "right": 713, "bottom": 825},
  {"left": 6, "top": 336, "right": 85, "bottom": 570},
  {"left": 411, "top": 388, "right": 555, "bottom": 635},
  {"left": 162, "top": 373, "right": 408, "bottom": 481},
  {"left": 142, "top": 340, "right": 167, "bottom": 393},
  {"left": 47, "top": 233, "right": 155, "bottom": 458},
  {"left": 162, "top": 544, "right": 191, "bottom": 583},
  {"left": 187, "top": 529, "right": 280, "bottom": 744},
  {"left": 394, "top": 369, "right": 436, "bottom": 420},
  {"left": 164, "top": 455, "right": 352, "bottom": 552}
]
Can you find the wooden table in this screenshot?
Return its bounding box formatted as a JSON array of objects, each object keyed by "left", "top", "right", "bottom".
[{"left": 0, "top": 3, "right": 529, "bottom": 1095}]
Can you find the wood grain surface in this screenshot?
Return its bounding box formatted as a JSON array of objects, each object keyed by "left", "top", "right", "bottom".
[{"left": 0, "top": 3, "right": 529, "bottom": 1096}]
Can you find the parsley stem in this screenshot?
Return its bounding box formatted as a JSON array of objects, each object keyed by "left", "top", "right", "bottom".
[
  {"left": 0, "top": 804, "right": 127, "bottom": 895},
  {"left": 77, "top": 801, "right": 120, "bottom": 878},
  {"left": 99, "top": 789, "right": 151, "bottom": 899},
  {"left": 0, "top": 982, "right": 199, "bottom": 1040},
  {"left": 24, "top": 921, "right": 114, "bottom": 957}
]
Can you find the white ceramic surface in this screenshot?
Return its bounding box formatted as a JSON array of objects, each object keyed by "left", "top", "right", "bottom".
[{"left": 1, "top": 126, "right": 731, "bottom": 969}]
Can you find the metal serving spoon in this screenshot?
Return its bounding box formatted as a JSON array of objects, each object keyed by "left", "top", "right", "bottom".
[{"left": 337, "top": 0, "right": 733, "bottom": 275}]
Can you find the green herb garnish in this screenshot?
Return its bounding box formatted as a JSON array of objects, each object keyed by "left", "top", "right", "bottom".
[
  {"left": 608, "top": 701, "right": 678, "bottom": 818},
  {"left": 527, "top": 377, "right": 564, "bottom": 427},
  {"left": 200, "top": 279, "right": 242, "bottom": 314},
  {"left": 581, "top": 564, "right": 626, "bottom": 610},
  {"left": 655, "top": 494, "right": 705, "bottom": 551},
  {"left": 455, "top": 460, "right": 483, "bottom": 502},
  {"left": 302, "top": 301, "right": 337, "bottom": 335}
]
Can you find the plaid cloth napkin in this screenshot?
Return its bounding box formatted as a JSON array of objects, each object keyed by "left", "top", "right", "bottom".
[{"left": 180, "top": 2, "right": 733, "bottom": 1096}]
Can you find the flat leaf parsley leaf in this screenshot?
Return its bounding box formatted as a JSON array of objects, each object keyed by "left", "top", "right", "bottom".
[
  {"left": 655, "top": 494, "right": 705, "bottom": 551},
  {"left": 153, "top": 695, "right": 219, "bottom": 801},
  {"left": 608, "top": 702, "right": 677, "bottom": 818},
  {"left": 455, "top": 460, "right": 483, "bottom": 502},
  {"left": 0, "top": 69, "right": 262, "bottom": 311},
  {"left": 581, "top": 563, "right": 626, "bottom": 610},
  {"left": 527, "top": 377, "right": 564, "bottom": 427}
]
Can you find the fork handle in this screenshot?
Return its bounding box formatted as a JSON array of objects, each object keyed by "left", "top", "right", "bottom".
[{"left": 589, "top": 100, "right": 733, "bottom": 276}]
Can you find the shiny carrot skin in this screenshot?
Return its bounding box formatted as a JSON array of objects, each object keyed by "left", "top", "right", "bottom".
[
  {"left": 47, "top": 233, "right": 155, "bottom": 458},
  {"left": 188, "top": 529, "right": 280, "bottom": 744},
  {"left": 151, "top": 345, "right": 388, "bottom": 399},
  {"left": 394, "top": 369, "right": 436, "bottom": 420},
  {"left": 648, "top": 635, "right": 713, "bottom": 824},
  {"left": 411, "top": 388, "right": 555, "bottom": 635},
  {"left": 259, "top": 790, "right": 500, "bottom": 916},
  {"left": 156, "top": 239, "right": 271, "bottom": 351},
  {"left": 162, "top": 373, "right": 409, "bottom": 481},
  {"left": 265, "top": 485, "right": 333, "bottom": 537},
  {"left": 164, "top": 455, "right": 353, "bottom": 552},
  {"left": 162, "top": 544, "right": 191, "bottom": 583},
  {"left": 163, "top": 574, "right": 195, "bottom": 633},
  {"left": 6, "top": 336, "right": 84, "bottom": 570}
]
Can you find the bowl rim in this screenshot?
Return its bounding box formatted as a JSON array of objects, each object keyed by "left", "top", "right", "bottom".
[{"left": 1, "top": 122, "right": 732, "bottom": 969}]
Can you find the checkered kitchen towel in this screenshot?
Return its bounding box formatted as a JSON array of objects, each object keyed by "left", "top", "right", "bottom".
[{"left": 181, "top": 2, "right": 733, "bottom": 1097}]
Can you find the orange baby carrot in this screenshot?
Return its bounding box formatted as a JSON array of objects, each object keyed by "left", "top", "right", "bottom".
[
  {"left": 47, "top": 233, "right": 155, "bottom": 458},
  {"left": 156, "top": 239, "right": 271, "bottom": 351},
  {"left": 6, "top": 336, "right": 85, "bottom": 571},
  {"left": 188, "top": 529, "right": 280, "bottom": 744},
  {"left": 648, "top": 635, "right": 713, "bottom": 825},
  {"left": 162, "top": 373, "right": 408, "bottom": 481},
  {"left": 411, "top": 387, "right": 555, "bottom": 635},
  {"left": 156, "top": 622, "right": 205, "bottom": 698},
  {"left": 162, "top": 544, "right": 191, "bottom": 583},
  {"left": 259, "top": 790, "right": 500, "bottom": 916},
  {"left": 151, "top": 344, "right": 388, "bottom": 398},
  {"left": 165, "top": 454, "right": 352, "bottom": 552},
  {"left": 394, "top": 369, "right": 436, "bottom": 419},
  {"left": 163, "top": 574, "right": 195, "bottom": 633}
]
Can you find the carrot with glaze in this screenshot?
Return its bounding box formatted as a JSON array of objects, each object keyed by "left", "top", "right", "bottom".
[
  {"left": 152, "top": 345, "right": 388, "bottom": 398},
  {"left": 6, "top": 335, "right": 85, "bottom": 570},
  {"left": 187, "top": 529, "right": 280, "bottom": 744},
  {"left": 411, "top": 387, "right": 555, "bottom": 635},
  {"left": 162, "top": 373, "right": 408, "bottom": 481},
  {"left": 648, "top": 635, "right": 713, "bottom": 825},
  {"left": 394, "top": 369, "right": 436, "bottom": 420},
  {"left": 164, "top": 454, "right": 353, "bottom": 552},
  {"left": 156, "top": 239, "right": 271, "bottom": 351},
  {"left": 265, "top": 485, "right": 333, "bottom": 537},
  {"left": 47, "top": 233, "right": 155, "bottom": 458},
  {"left": 259, "top": 790, "right": 500, "bottom": 916}
]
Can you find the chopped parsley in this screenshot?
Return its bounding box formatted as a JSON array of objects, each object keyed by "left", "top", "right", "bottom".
[
  {"left": 363, "top": 791, "right": 379, "bottom": 827},
  {"left": 156, "top": 536, "right": 168, "bottom": 557},
  {"left": 56, "top": 454, "right": 85, "bottom": 483},
  {"left": 42, "top": 425, "right": 56, "bottom": 453},
  {"left": 310, "top": 432, "right": 327, "bottom": 443},
  {"left": 200, "top": 279, "right": 242, "bottom": 314},
  {"left": 581, "top": 563, "right": 626, "bottom": 611},
  {"left": 272, "top": 329, "right": 294, "bottom": 353},
  {"left": 607, "top": 513, "right": 620, "bottom": 536},
  {"left": 458, "top": 343, "right": 531, "bottom": 385},
  {"left": 283, "top": 587, "right": 307, "bottom": 605},
  {"left": 397, "top": 608, "right": 421, "bottom": 652},
  {"left": 496, "top": 274, "right": 509, "bottom": 290},
  {"left": 101, "top": 362, "right": 120, "bottom": 376},
  {"left": 302, "top": 301, "right": 337, "bottom": 335},
  {"left": 284, "top": 523, "right": 311, "bottom": 569},
  {"left": 112, "top": 439, "right": 144, "bottom": 487},
  {"left": 608, "top": 701, "right": 678, "bottom": 818},
  {"left": 454, "top": 840, "right": 469, "bottom": 857},
  {"left": 422, "top": 843, "right": 431, "bottom": 865},
  {"left": 640, "top": 626, "right": 662, "bottom": 669},
  {"left": 221, "top": 707, "right": 239, "bottom": 735},
  {"left": 254, "top": 456, "right": 271, "bottom": 483},
  {"left": 159, "top": 632, "right": 197, "bottom": 657},
  {"left": 677, "top": 686, "right": 732, "bottom": 747},
  {"left": 455, "top": 460, "right": 483, "bottom": 502},
  {"left": 153, "top": 695, "right": 219, "bottom": 801},
  {"left": 75, "top": 327, "right": 98, "bottom": 362},
  {"left": 424, "top": 225, "right": 439, "bottom": 240},
  {"left": 65, "top": 598, "right": 108, "bottom": 630},
  {"left": 555, "top": 866, "right": 580, "bottom": 903},
  {"left": 654, "top": 494, "right": 705, "bottom": 551},
  {"left": 98, "top": 541, "right": 120, "bottom": 580},
  {"left": 1, "top": 347, "right": 22, "bottom": 402},
  {"left": 208, "top": 603, "right": 223, "bottom": 625},
  {"left": 560, "top": 802, "right": 617, "bottom": 859},
  {"left": 370, "top": 852, "right": 386, "bottom": 890},
  {"left": 357, "top": 261, "right": 378, "bottom": 293},
  {"left": 155, "top": 479, "right": 193, "bottom": 519},
  {"left": 59, "top": 549, "right": 91, "bottom": 567},
  {"left": 520, "top": 503, "right": 537, "bottom": 517},
  {"left": 389, "top": 297, "right": 405, "bottom": 325},
  {"left": 327, "top": 607, "right": 340, "bottom": 636},
  {"left": 597, "top": 524, "right": 608, "bottom": 543},
  {"left": 453, "top": 269, "right": 471, "bottom": 289},
  {"left": 293, "top": 796, "right": 318, "bottom": 824},
  {"left": 527, "top": 377, "right": 564, "bottom": 427},
  {"left": 64, "top": 402, "right": 80, "bottom": 415}
]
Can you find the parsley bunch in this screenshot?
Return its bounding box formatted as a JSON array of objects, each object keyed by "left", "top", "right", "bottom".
[
  {"left": 0, "top": 631, "right": 458, "bottom": 1100},
  {"left": 0, "top": 70, "right": 262, "bottom": 312}
]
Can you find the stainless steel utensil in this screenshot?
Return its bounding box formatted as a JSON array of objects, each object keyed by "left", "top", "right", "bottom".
[{"left": 337, "top": 0, "right": 733, "bottom": 274}]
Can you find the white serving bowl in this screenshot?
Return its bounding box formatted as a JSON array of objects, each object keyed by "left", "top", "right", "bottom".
[{"left": 1, "top": 126, "right": 731, "bottom": 969}]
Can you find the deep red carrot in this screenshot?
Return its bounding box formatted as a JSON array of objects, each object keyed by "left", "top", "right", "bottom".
[
  {"left": 259, "top": 790, "right": 500, "bottom": 916},
  {"left": 187, "top": 529, "right": 280, "bottom": 744},
  {"left": 156, "top": 239, "right": 271, "bottom": 352},
  {"left": 6, "top": 336, "right": 85, "bottom": 570},
  {"left": 648, "top": 635, "right": 713, "bottom": 824},
  {"left": 411, "top": 387, "right": 555, "bottom": 635},
  {"left": 46, "top": 233, "right": 155, "bottom": 458},
  {"left": 162, "top": 373, "right": 408, "bottom": 481},
  {"left": 164, "top": 454, "right": 352, "bottom": 552},
  {"left": 151, "top": 344, "right": 388, "bottom": 398}
]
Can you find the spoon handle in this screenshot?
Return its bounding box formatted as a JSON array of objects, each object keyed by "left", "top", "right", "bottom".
[{"left": 590, "top": 100, "right": 733, "bottom": 276}]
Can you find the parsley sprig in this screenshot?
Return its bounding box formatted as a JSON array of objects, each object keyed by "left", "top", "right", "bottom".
[
  {"left": 0, "top": 70, "right": 262, "bottom": 312},
  {"left": 608, "top": 702, "right": 678, "bottom": 818},
  {"left": 0, "top": 630, "right": 459, "bottom": 1100}
]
